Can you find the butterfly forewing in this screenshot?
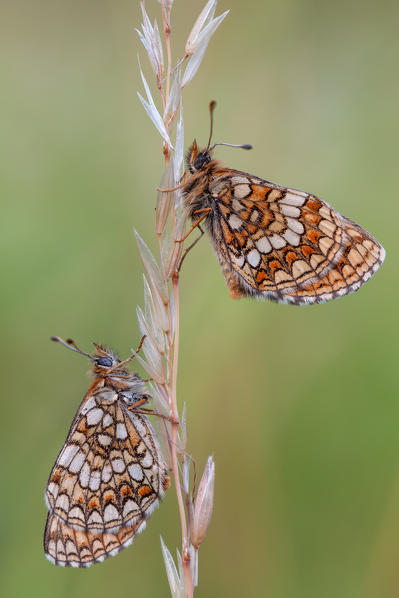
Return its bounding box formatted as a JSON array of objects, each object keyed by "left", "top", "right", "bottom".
[{"left": 183, "top": 156, "right": 385, "bottom": 304}]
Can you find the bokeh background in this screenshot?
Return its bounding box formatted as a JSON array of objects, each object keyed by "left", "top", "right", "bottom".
[{"left": 2, "top": 0, "right": 398, "bottom": 596}]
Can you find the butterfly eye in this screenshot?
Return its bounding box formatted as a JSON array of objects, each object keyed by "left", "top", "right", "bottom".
[
  {"left": 96, "top": 357, "right": 113, "bottom": 367},
  {"left": 121, "top": 391, "right": 141, "bottom": 405},
  {"left": 193, "top": 151, "right": 211, "bottom": 171}
]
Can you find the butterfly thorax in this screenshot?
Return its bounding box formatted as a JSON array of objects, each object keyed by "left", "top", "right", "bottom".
[
  {"left": 90, "top": 345, "right": 149, "bottom": 405},
  {"left": 183, "top": 144, "right": 225, "bottom": 225},
  {"left": 95, "top": 370, "right": 149, "bottom": 406}
]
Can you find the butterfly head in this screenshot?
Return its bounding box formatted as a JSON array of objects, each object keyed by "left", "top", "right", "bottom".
[
  {"left": 186, "top": 140, "right": 213, "bottom": 174},
  {"left": 90, "top": 345, "right": 150, "bottom": 400},
  {"left": 91, "top": 344, "right": 124, "bottom": 375}
]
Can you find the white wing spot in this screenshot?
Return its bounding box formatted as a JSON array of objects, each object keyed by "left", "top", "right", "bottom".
[
  {"left": 256, "top": 236, "right": 272, "bottom": 254},
  {"left": 79, "top": 462, "right": 90, "bottom": 488},
  {"left": 56, "top": 493, "right": 69, "bottom": 512},
  {"left": 116, "top": 423, "right": 128, "bottom": 440},
  {"left": 128, "top": 463, "right": 144, "bottom": 481},
  {"left": 123, "top": 499, "right": 140, "bottom": 517},
  {"left": 319, "top": 236, "right": 334, "bottom": 255},
  {"left": 86, "top": 408, "right": 103, "bottom": 426},
  {"left": 46, "top": 482, "right": 58, "bottom": 501},
  {"left": 133, "top": 419, "right": 147, "bottom": 439},
  {"left": 140, "top": 452, "right": 153, "bottom": 468},
  {"left": 88, "top": 510, "right": 103, "bottom": 527},
  {"left": 275, "top": 269, "right": 294, "bottom": 283},
  {"left": 231, "top": 176, "right": 250, "bottom": 185},
  {"left": 247, "top": 249, "right": 261, "bottom": 268},
  {"left": 319, "top": 219, "right": 336, "bottom": 236},
  {"left": 102, "top": 463, "right": 113, "bottom": 483},
  {"left": 310, "top": 253, "right": 325, "bottom": 269},
  {"left": 283, "top": 229, "right": 300, "bottom": 246},
  {"left": 104, "top": 504, "right": 119, "bottom": 524},
  {"left": 235, "top": 255, "right": 245, "bottom": 268},
  {"left": 102, "top": 413, "right": 113, "bottom": 428},
  {"left": 280, "top": 203, "right": 300, "bottom": 218},
  {"left": 286, "top": 217, "right": 304, "bottom": 235},
  {"left": 69, "top": 451, "right": 86, "bottom": 473},
  {"left": 269, "top": 234, "right": 286, "bottom": 249},
  {"left": 94, "top": 389, "right": 117, "bottom": 404},
  {"left": 112, "top": 458, "right": 126, "bottom": 473},
  {"left": 233, "top": 184, "right": 251, "bottom": 199},
  {"left": 89, "top": 471, "right": 101, "bottom": 491},
  {"left": 319, "top": 205, "right": 331, "bottom": 219},
  {"left": 292, "top": 260, "right": 312, "bottom": 278},
  {"left": 59, "top": 444, "right": 79, "bottom": 467},
  {"left": 283, "top": 192, "right": 306, "bottom": 207},
  {"left": 98, "top": 434, "right": 112, "bottom": 447},
  {"left": 69, "top": 505, "right": 85, "bottom": 523},
  {"left": 228, "top": 214, "right": 242, "bottom": 230},
  {"left": 65, "top": 539, "right": 76, "bottom": 555},
  {"left": 232, "top": 199, "right": 243, "bottom": 212},
  {"left": 81, "top": 397, "right": 96, "bottom": 414}
]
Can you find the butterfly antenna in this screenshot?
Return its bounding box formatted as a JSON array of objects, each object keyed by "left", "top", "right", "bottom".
[
  {"left": 206, "top": 100, "right": 217, "bottom": 150},
  {"left": 51, "top": 336, "right": 93, "bottom": 359},
  {"left": 209, "top": 142, "right": 252, "bottom": 151}
]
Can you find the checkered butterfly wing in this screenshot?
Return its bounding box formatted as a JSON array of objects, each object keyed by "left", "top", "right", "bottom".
[
  {"left": 45, "top": 387, "right": 168, "bottom": 534},
  {"left": 208, "top": 170, "right": 385, "bottom": 304},
  {"left": 44, "top": 511, "right": 144, "bottom": 567}
]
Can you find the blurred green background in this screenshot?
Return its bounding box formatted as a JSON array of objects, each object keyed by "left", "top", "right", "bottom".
[{"left": 1, "top": 0, "right": 398, "bottom": 596}]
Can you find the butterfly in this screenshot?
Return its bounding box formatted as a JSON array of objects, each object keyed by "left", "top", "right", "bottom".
[
  {"left": 180, "top": 102, "right": 385, "bottom": 305},
  {"left": 44, "top": 336, "right": 170, "bottom": 567}
]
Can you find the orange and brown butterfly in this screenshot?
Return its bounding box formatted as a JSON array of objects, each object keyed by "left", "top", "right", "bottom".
[
  {"left": 181, "top": 102, "right": 385, "bottom": 305},
  {"left": 44, "top": 336, "right": 170, "bottom": 567}
]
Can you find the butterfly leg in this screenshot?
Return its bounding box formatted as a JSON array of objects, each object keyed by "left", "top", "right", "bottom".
[
  {"left": 127, "top": 397, "right": 179, "bottom": 424},
  {"left": 131, "top": 406, "right": 179, "bottom": 425},
  {"left": 106, "top": 335, "right": 146, "bottom": 373},
  {"left": 176, "top": 225, "right": 205, "bottom": 274},
  {"left": 157, "top": 171, "right": 189, "bottom": 193},
  {"left": 173, "top": 208, "right": 210, "bottom": 274},
  {"left": 175, "top": 208, "right": 211, "bottom": 243},
  {"left": 127, "top": 397, "right": 149, "bottom": 410}
]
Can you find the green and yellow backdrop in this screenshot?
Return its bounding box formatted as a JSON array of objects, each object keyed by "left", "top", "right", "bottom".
[{"left": 2, "top": 0, "right": 398, "bottom": 596}]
